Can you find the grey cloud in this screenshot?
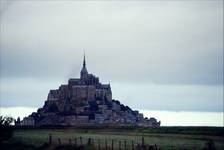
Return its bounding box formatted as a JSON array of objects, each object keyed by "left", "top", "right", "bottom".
[
  {"left": 0, "top": 0, "right": 223, "bottom": 110},
  {"left": 0, "top": 1, "right": 222, "bottom": 85}
]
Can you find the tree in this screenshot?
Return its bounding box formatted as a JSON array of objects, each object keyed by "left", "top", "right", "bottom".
[
  {"left": 0, "top": 116, "right": 14, "bottom": 126},
  {"left": 0, "top": 116, "right": 15, "bottom": 142}
]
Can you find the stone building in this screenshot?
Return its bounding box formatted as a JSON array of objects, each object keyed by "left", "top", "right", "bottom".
[
  {"left": 20, "top": 117, "right": 35, "bottom": 126},
  {"left": 19, "top": 54, "right": 160, "bottom": 127}
]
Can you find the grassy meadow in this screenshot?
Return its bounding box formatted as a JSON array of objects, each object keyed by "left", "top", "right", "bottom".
[{"left": 7, "top": 127, "right": 224, "bottom": 150}]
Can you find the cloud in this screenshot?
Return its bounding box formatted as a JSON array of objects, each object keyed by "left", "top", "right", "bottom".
[
  {"left": 0, "top": 0, "right": 223, "bottom": 110},
  {"left": 0, "top": 0, "right": 223, "bottom": 85},
  {"left": 112, "top": 82, "right": 223, "bottom": 112}
]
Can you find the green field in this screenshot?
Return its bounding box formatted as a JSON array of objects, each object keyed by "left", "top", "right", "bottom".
[{"left": 8, "top": 127, "right": 224, "bottom": 150}]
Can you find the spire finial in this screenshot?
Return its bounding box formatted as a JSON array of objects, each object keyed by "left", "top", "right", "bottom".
[{"left": 83, "top": 51, "right": 86, "bottom": 68}]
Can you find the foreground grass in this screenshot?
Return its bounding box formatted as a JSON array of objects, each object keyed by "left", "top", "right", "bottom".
[
  {"left": 11, "top": 127, "right": 224, "bottom": 150},
  {"left": 1, "top": 141, "right": 96, "bottom": 150}
]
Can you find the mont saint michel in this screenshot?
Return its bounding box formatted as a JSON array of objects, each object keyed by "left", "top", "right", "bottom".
[{"left": 17, "top": 55, "right": 160, "bottom": 127}]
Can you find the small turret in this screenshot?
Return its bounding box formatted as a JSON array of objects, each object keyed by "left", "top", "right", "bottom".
[{"left": 14, "top": 117, "right": 21, "bottom": 126}]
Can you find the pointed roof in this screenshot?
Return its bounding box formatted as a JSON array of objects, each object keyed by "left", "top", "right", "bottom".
[
  {"left": 83, "top": 52, "right": 86, "bottom": 68},
  {"left": 81, "top": 52, "right": 88, "bottom": 75}
]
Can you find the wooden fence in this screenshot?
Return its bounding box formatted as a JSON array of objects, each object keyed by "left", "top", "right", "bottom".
[{"left": 48, "top": 134, "right": 158, "bottom": 150}]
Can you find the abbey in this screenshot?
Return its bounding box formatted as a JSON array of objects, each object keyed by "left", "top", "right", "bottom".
[
  {"left": 46, "top": 54, "right": 112, "bottom": 113},
  {"left": 17, "top": 55, "right": 160, "bottom": 127}
]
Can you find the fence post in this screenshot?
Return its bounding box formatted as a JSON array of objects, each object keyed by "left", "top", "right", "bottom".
[
  {"left": 49, "top": 133, "right": 52, "bottom": 144},
  {"left": 88, "top": 138, "right": 91, "bottom": 145},
  {"left": 141, "top": 137, "right": 144, "bottom": 147},
  {"left": 75, "top": 138, "right": 77, "bottom": 146},
  {"left": 69, "top": 138, "right": 71, "bottom": 145},
  {"left": 132, "top": 140, "right": 134, "bottom": 150},
  {"left": 111, "top": 139, "right": 114, "bottom": 150},
  {"left": 80, "top": 137, "right": 82, "bottom": 145},
  {"left": 124, "top": 140, "right": 127, "bottom": 150},
  {"left": 58, "top": 138, "right": 61, "bottom": 145},
  {"left": 105, "top": 139, "right": 107, "bottom": 150},
  {"left": 119, "top": 141, "right": 121, "bottom": 150},
  {"left": 98, "top": 139, "right": 101, "bottom": 150}
]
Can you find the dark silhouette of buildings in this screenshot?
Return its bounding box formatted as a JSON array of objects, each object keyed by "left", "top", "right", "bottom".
[{"left": 19, "top": 54, "right": 160, "bottom": 127}]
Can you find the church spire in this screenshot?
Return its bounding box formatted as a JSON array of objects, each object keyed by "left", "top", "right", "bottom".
[
  {"left": 83, "top": 52, "right": 86, "bottom": 68},
  {"left": 81, "top": 52, "right": 88, "bottom": 79}
]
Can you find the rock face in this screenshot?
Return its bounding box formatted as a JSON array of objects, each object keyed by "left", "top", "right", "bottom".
[{"left": 19, "top": 55, "right": 160, "bottom": 127}]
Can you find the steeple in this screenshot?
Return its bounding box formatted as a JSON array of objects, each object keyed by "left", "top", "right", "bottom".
[
  {"left": 83, "top": 52, "right": 86, "bottom": 68},
  {"left": 80, "top": 52, "right": 88, "bottom": 79}
]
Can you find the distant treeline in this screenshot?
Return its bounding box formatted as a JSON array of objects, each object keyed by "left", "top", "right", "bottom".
[
  {"left": 135, "top": 126, "right": 224, "bottom": 136},
  {"left": 14, "top": 125, "right": 224, "bottom": 136}
]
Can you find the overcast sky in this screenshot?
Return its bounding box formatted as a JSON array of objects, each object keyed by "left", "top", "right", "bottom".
[{"left": 0, "top": 0, "right": 223, "bottom": 112}]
